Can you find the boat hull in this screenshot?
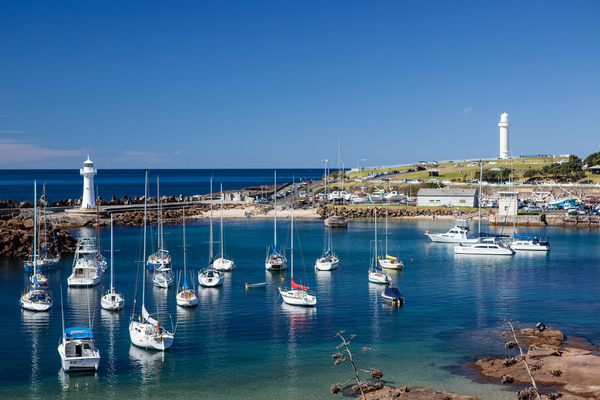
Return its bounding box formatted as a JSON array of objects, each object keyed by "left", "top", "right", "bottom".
[
  {"left": 67, "top": 274, "right": 103, "bottom": 287},
  {"left": 315, "top": 256, "right": 339, "bottom": 271},
  {"left": 198, "top": 269, "right": 224, "bottom": 287},
  {"left": 510, "top": 241, "right": 550, "bottom": 251},
  {"left": 278, "top": 288, "right": 316, "bottom": 306},
  {"left": 426, "top": 233, "right": 478, "bottom": 243},
  {"left": 176, "top": 290, "right": 199, "bottom": 307},
  {"left": 20, "top": 299, "right": 52, "bottom": 311},
  {"left": 378, "top": 259, "right": 404, "bottom": 270},
  {"left": 101, "top": 293, "right": 125, "bottom": 311},
  {"left": 368, "top": 270, "right": 391, "bottom": 284},
  {"left": 213, "top": 257, "right": 235, "bottom": 271},
  {"left": 23, "top": 257, "right": 60, "bottom": 272},
  {"left": 59, "top": 351, "right": 100, "bottom": 372},
  {"left": 454, "top": 246, "right": 515, "bottom": 255},
  {"left": 129, "top": 321, "right": 174, "bottom": 351}
]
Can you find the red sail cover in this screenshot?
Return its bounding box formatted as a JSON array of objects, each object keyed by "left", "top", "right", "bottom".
[{"left": 291, "top": 278, "right": 308, "bottom": 290}]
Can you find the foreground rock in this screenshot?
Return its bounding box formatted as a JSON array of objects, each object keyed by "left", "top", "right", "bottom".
[
  {"left": 474, "top": 326, "right": 600, "bottom": 398},
  {"left": 0, "top": 216, "right": 77, "bottom": 257},
  {"left": 354, "top": 386, "right": 481, "bottom": 400}
]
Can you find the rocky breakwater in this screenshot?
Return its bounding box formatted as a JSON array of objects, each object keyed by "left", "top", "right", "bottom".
[
  {"left": 317, "top": 206, "right": 472, "bottom": 219},
  {"left": 474, "top": 324, "right": 600, "bottom": 398},
  {"left": 0, "top": 216, "right": 78, "bottom": 258},
  {"left": 110, "top": 203, "right": 240, "bottom": 226}
]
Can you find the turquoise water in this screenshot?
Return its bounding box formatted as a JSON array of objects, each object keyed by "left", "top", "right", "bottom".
[{"left": 1, "top": 218, "right": 600, "bottom": 399}]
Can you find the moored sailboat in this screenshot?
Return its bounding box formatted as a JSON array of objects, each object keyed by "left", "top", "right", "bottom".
[
  {"left": 101, "top": 214, "right": 125, "bottom": 311},
  {"left": 198, "top": 178, "right": 225, "bottom": 287},
  {"left": 266, "top": 171, "right": 288, "bottom": 271},
  {"left": 278, "top": 208, "right": 316, "bottom": 306},
  {"left": 176, "top": 207, "right": 199, "bottom": 307},
  {"left": 378, "top": 204, "right": 403, "bottom": 270},
  {"left": 368, "top": 208, "right": 392, "bottom": 284},
  {"left": 23, "top": 184, "right": 60, "bottom": 272},
  {"left": 129, "top": 171, "right": 175, "bottom": 351},
  {"left": 213, "top": 183, "right": 235, "bottom": 271}
]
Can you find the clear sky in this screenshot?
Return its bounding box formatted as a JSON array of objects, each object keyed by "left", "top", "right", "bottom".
[{"left": 1, "top": 1, "right": 599, "bottom": 169}]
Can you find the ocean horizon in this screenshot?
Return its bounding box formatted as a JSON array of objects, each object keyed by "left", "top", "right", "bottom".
[{"left": 0, "top": 168, "right": 327, "bottom": 202}]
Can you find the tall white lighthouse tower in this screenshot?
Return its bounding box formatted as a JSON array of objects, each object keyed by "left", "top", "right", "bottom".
[
  {"left": 80, "top": 156, "right": 97, "bottom": 209},
  {"left": 498, "top": 112, "right": 510, "bottom": 159}
]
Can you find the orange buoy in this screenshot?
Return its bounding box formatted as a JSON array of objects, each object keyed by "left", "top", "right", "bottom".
[
  {"left": 410, "top": 258, "right": 413, "bottom": 262},
  {"left": 426, "top": 231, "right": 430, "bottom": 234}
]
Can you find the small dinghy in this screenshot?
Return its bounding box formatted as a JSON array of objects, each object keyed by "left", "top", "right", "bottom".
[
  {"left": 245, "top": 282, "right": 267, "bottom": 289},
  {"left": 381, "top": 287, "right": 405, "bottom": 306}
]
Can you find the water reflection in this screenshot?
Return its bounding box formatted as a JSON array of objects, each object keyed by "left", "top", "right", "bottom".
[
  {"left": 129, "top": 344, "right": 166, "bottom": 394},
  {"left": 22, "top": 310, "right": 50, "bottom": 399},
  {"left": 58, "top": 369, "right": 99, "bottom": 394}
]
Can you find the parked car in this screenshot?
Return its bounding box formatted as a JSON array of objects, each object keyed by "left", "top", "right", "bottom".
[
  {"left": 453, "top": 164, "right": 464, "bottom": 168},
  {"left": 488, "top": 161, "right": 498, "bottom": 165},
  {"left": 254, "top": 198, "right": 270, "bottom": 204},
  {"left": 467, "top": 162, "right": 479, "bottom": 167},
  {"left": 523, "top": 205, "right": 542, "bottom": 212},
  {"left": 406, "top": 168, "right": 415, "bottom": 172},
  {"left": 442, "top": 180, "right": 452, "bottom": 185},
  {"left": 416, "top": 166, "right": 426, "bottom": 171}
]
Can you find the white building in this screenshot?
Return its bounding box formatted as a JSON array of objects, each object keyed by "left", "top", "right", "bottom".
[
  {"left": 80, "top": 156, "right": 97, "bottom": 209},
  {"left": 417, "top": 188, "right": 478, "bottom": 207},
  {"left": 498, "top": 113, "right": 510, "bottom": 159},
  {"left": 498, "top": 191, "right": 517, "bottom": 216}
]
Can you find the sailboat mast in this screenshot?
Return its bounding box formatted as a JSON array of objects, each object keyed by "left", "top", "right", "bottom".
[
  {"left": 43, "top": 184, "right": 47, "bottom": 252},
  {"left": 157, "top": 176, "right": 161, "bottom": 251},
  {"left": 478, "top": 161, "right": 482, "bottom": 237},
  {"left": 220, "top": 183, "right": 224, "bottom": 257},
  {"left": 385, "top": 203, "right": 388, "bottom": 256},
  {"left": 96, "top": 187, "right": 100, "bottom": 256},
  {"left": 110, "top": 214, "right": 114, "bottom": 291},
  {"left": 374, "top": 208, "right": 378, "bottom": 265},
  {"left": 183, "top": 206, "right": 187, "bottom": 283},
  {"left": 33, "top": 180, "right": 37, "bottom": 268},
  {"left": 274, "top": 171, "right": 277, "bottom": 252},
  {"left": 143, "top": 171, "right": 148, "bottom": 306},
  {"left": 291, "top": 207, "right": 294, "bottom": 281},
  {"left": 209, "top": 177, "right": 213, "bottom": 261}
]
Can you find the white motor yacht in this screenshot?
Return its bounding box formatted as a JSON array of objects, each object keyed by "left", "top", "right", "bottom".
[
  {"left": 455, "top": 238, "right": 515, "bottom": 256},
  {"left": 350, "top": 191, "right": 368, "bottom": 204},
  {"left": 67, "top": 257, "right": 104, "bottom": 287},
  {"left": 510, "top": 235, "right": 550, "bottom": 251},
  {"left": 425, "top": 220, "right": 478, "bottom": 243},
  {"left": 58, "top": 327, "right": 100, "bottom": 371},
  {"left": 384, "top": 191, "right": 404, "bottom": 202}
]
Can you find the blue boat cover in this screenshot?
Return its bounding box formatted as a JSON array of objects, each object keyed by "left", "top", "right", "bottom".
[
  {"left": 384, "top": 288, "right": 403, "bottom": 299},
  {"left": 65, "top": 327, "right": 94, "bottom": 339},
  {"left": 514, "top": 234, "right": 535, "bottom": 239},
  {"left": 480, "top": 232, "right": 509, "bottom": 238}
]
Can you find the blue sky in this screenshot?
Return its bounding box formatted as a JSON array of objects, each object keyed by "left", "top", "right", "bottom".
[{"left": 1, "top": 1, "right": 599, "bottom": 169}]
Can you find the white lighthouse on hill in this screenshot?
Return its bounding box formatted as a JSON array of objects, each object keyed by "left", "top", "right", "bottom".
[
  {"left": 80, "top": 156, "right": 97, "bottom": 209},
  {"left": 498, "top": 113, "right": 510, "bottom": 159}
]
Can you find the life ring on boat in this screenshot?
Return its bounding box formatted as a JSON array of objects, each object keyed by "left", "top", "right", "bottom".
[{"left": 536, "top": 322, "right": 546, "bottom": 332}]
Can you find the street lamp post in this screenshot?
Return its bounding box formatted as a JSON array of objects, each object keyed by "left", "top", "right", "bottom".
[{"left": 357, "top": 159, "right": 366, "bottom": 179}]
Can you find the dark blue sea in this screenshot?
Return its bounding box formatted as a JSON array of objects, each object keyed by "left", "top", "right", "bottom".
[
  {"left": 2, "top": 216, "right": 600, "bottom": 399},
  {"left": 0, "top": 169, "right": 325, "bottom": 201}
]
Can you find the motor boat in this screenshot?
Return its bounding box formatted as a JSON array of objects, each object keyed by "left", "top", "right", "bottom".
[
  {"left": 510, "top": 234, "right": 550, "bottom": 251},
  {"left": 455, "top": 237, "right": 515, "bottom": 256},
  {"left": 381, "top": 287, "right": 404, "bottom": 306},
  {"left": 58, "top": 327, "right": 100, "bottom": 371},
  {"left": 425, "top": 220, "right": 478, "bottom": 243},
  {"left": 350, "top": 191, "right": 368, "bottom": 204},
  {"left": 324, "top": 215, "right": 348, "bottom": 228},
  {"left": 384, "top": 191, "right": 404, "bottom": 202}
]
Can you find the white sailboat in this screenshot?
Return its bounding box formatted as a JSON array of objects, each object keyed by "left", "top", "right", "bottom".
[
  {"left": 213, "top": 183, "right": 235, "bottom": 271},
  {"left": 130, "top": 171, "right": 175, "bottom": 351},
  {"left": 176, "top": 207, "right": 199, "bottom": 307},
  {"left": 101, "top": 214, "right": 125, "bottom": 311},
  {"left": 148, "top": 177, "right": 172, "bottom": 271},
  {"left": 20, "top": 181, "right": 53, "bottom": 312},
  {"left": 316, "top": 160, "right": 339, "bottom": 271},
  {"left": 198, "top": 178, "right": 225, "bottom": 287},
  {"left": 278, "top": 208, "right": 317, "bottom": 306},
  {"left": 58, "top": 290, "right": 100, "bottom": 371},
  {"left": 368, "top": 208, "right": 392, "bottom": 284},
  {"left": 266, "top": 171, "right": 288, "bottom": 271},
  {"left": 378, "top": 204, "right": 403, "bottom": 270},
  {"left": 23, "top": 183, "right": 60, "bottom": 272}
]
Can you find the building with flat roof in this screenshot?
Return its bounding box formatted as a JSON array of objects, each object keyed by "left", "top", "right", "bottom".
[{"left": 416, "top": 188, "right": 478, "bottom": 207}]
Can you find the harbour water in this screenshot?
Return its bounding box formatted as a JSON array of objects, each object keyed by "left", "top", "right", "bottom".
[
  {"left": 2, "top": 217, "right": 600, "bottom": 399},
  {"left": 0, "top": 169, "right": 325, "bottom": 201}
]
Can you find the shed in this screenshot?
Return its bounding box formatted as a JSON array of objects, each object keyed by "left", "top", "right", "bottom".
[
  {"left": 427, "top": 169, "right": 440, "bottom": 177},
  {"left": 416, "top": 188, "right": 478, "bottom": 207},
  {"left": 589, "top": 165, "right": 600, "bottom": 175}
]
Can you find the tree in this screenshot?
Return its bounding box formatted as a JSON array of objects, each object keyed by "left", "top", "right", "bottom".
[
  {"left": 584, "top": 151, "right": 600, "bottom": 168},
  {"left": 330, "top": 331, "right": 384, "bottom": 399}
]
